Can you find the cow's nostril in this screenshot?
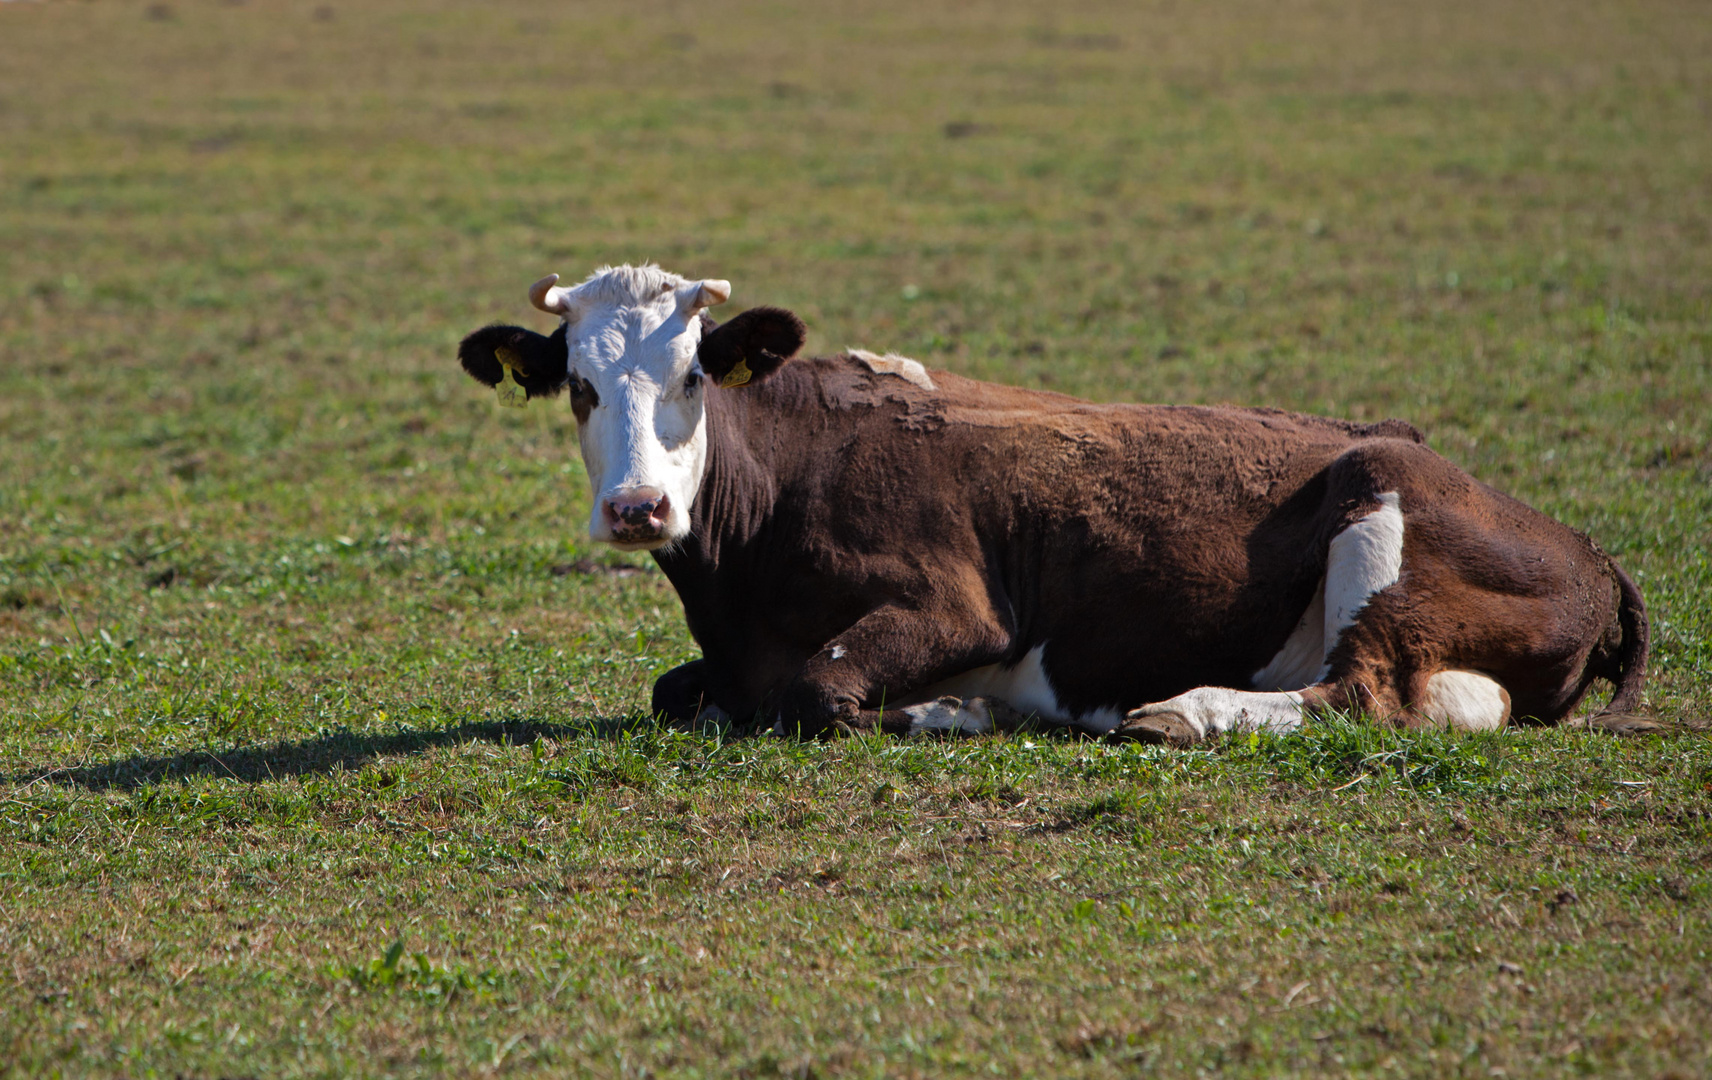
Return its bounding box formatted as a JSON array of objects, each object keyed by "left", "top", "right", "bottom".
[{"left": 604, "top": 488, "right": 670, "bottom": 537}]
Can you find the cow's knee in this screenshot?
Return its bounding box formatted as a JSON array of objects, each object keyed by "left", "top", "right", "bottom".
[{"left": 773, "top": 679, "right": 858, "bottom": 739}]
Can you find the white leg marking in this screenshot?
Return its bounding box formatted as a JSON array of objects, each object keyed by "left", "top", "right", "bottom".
[
  {"left": 1129, "top": 687, "right": 1307, "bottom": 739},
  {"left": 1253, "top": 492, "right": 1405, "bottom": 691},
  {"left": 1418, "top": 671, "right": 1510, "bottom": 732},
  {"left": 1251, "top": 576, "right": 1327, "bottom": 691},
  {"left": 904, "top": 696, "right": 994, "bottom": 736},
  {"left": 1323, "top": 492, "right": 1405, "bottom": 665},
  {"left": 915, "top": 644, "right": 1124, "bottom": 734}
]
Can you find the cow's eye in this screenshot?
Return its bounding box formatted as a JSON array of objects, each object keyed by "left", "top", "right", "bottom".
[
  {"left": 569, "top": 378, "right": 599, "bottom": 408},
  {"left": 684, "top": 371, "right": 701, "bottom": 394}
]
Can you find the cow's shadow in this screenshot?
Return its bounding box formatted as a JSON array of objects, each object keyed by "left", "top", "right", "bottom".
[
  {"left": 14, "top": 716, "right": 656, "bottom": 793},
  {"left": 16, "top": 708, "right": 1097, "bottom": 793}
]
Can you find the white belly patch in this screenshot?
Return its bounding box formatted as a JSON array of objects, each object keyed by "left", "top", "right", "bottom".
[{"left": 915, "top": 644, "right": 1124, "bottom": 734}]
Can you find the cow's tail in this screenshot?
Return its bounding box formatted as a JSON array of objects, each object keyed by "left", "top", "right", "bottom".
[{"left": 1595, "top": 559, "right": 1651, "bottom": 719}]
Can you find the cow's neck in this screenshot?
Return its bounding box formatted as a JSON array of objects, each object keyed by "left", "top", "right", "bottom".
[{"left": 652, "top": 384, "right": 777, "bottom": 577}]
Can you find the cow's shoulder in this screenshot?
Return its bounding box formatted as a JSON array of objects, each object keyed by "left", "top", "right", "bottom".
[
  {"left": 845, "top": 349, "right": 936, "bottom": 390},
  {"left": 785, "top": 351, "right": 944, "bottom": 401}
]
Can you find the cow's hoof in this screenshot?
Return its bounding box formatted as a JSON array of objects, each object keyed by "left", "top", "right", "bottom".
[
  {"left": 1589, "top": 712, "right": 1664, "bottom": 736},
  {"left": 1112, "top": 710, "right": 1202, "bottom": 747},
  {"left": 692, "top": 702, "right": 733, "bottom": 728},
  {"left": 903, "top": 696, "right": 996, "bottom": 737}
]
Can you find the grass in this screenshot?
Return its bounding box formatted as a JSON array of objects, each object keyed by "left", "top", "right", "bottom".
[{"left": 1, "top": 0, "right": 1709, "bottom": 1075}]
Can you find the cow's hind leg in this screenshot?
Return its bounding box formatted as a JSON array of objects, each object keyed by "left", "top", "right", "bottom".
[
  {"left": 1116, "top": 667, "right": 1506, "bottom": 742},
  {"left": 1114, "top": 485, "right": 1410, "bottom": 745},
  {"left": 1115, "top": 687, "right": 1312, "bottom": 747},
  {"left": 1112, "top": 667, "right": 1511, "bottom": 747},
  {"left": 1113, "top": 472, "right": 1517, "bottom": 746}
]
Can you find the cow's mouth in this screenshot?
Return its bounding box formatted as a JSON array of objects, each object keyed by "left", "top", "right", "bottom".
[{"left": 607, "top": 529, "right": 671, "bottom": 551}]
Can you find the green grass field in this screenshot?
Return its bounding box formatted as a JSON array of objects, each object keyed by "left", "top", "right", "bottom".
[{"left": 2, "top": 0, "right": 1709, "bottom": 1075}]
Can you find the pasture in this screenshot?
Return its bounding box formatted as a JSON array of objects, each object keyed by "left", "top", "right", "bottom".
[{"left": 2, "top": 0, "right": 1709, "bottom": 1075}]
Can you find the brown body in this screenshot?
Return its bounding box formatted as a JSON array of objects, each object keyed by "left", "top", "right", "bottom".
[{"left": 648, "top": 352, "right": 1646, "bottom": 735}]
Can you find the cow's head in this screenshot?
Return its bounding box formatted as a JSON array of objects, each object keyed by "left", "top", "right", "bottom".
[{"left": 458, "top": 265, "right": 805, "bottom": 550}]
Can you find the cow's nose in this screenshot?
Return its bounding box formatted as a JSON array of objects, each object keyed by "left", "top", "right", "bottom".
[{"left": 603, "top": 488, "right": 670, "bottom": 539}]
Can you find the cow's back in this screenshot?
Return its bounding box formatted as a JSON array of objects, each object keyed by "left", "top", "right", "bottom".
[{"left": 755, "top": 356, "right": 1420, "bottom": 550}]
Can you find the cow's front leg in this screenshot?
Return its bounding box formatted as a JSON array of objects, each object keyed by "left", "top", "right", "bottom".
[
  {"left": 881, "top": 694, "right": 1033, "bottom": 738},
  {"left": 650, "top": 660, "right": 731, "bottom": 727},
  {"left": 773, "top": 603, "right": 1011, "bottom": 738}
]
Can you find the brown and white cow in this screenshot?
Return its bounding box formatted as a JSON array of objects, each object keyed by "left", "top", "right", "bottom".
[{"left": 457, "top": 265, "right": 1651, "bottom": 743}]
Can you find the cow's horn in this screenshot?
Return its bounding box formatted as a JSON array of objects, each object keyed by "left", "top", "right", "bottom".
[
  {"left": 529, "top": 273, "right": 575, "bottom": 317},
  {"left": 687, "top": 279, "right": 731, "bottom": 315}
]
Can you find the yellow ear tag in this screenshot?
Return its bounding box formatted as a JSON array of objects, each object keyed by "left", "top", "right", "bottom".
[
  {"left": 719, "top": 358, "right": 752, "bottom": 389},
  {"left": 493, "top": 346, "right": 527, "bottom": 408}
]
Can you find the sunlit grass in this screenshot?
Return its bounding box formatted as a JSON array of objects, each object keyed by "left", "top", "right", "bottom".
[{"left": 1, "top": 0, "right": 1708, "bottom": 1076}]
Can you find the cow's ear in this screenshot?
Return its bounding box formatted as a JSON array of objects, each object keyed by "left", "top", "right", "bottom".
[
  {"left": 457, "top": 323, "right": 569, "bottom": 400},
  {"left": 697, "top": 306, "right": 806, "bottom": 389}
]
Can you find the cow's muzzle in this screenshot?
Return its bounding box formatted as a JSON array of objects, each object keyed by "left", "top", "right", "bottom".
[{"left": 603, "top": 487, "right": 670, "bottom": 544}]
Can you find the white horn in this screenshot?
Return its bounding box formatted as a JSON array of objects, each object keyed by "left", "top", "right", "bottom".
[
  {"left": 686, "top": 279, "right": 731, "bottom": 315},
  {"left": 529, "top": 273, "right": 575, "bottom": 317}
]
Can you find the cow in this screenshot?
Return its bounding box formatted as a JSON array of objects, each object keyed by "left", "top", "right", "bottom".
[{"left": 456, "top": 264, "right": 1652, "bottom": 744}]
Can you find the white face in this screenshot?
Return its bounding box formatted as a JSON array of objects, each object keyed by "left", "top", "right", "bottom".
[{"left": 539, "top": 270, "right": 729, "bottom": 551}]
